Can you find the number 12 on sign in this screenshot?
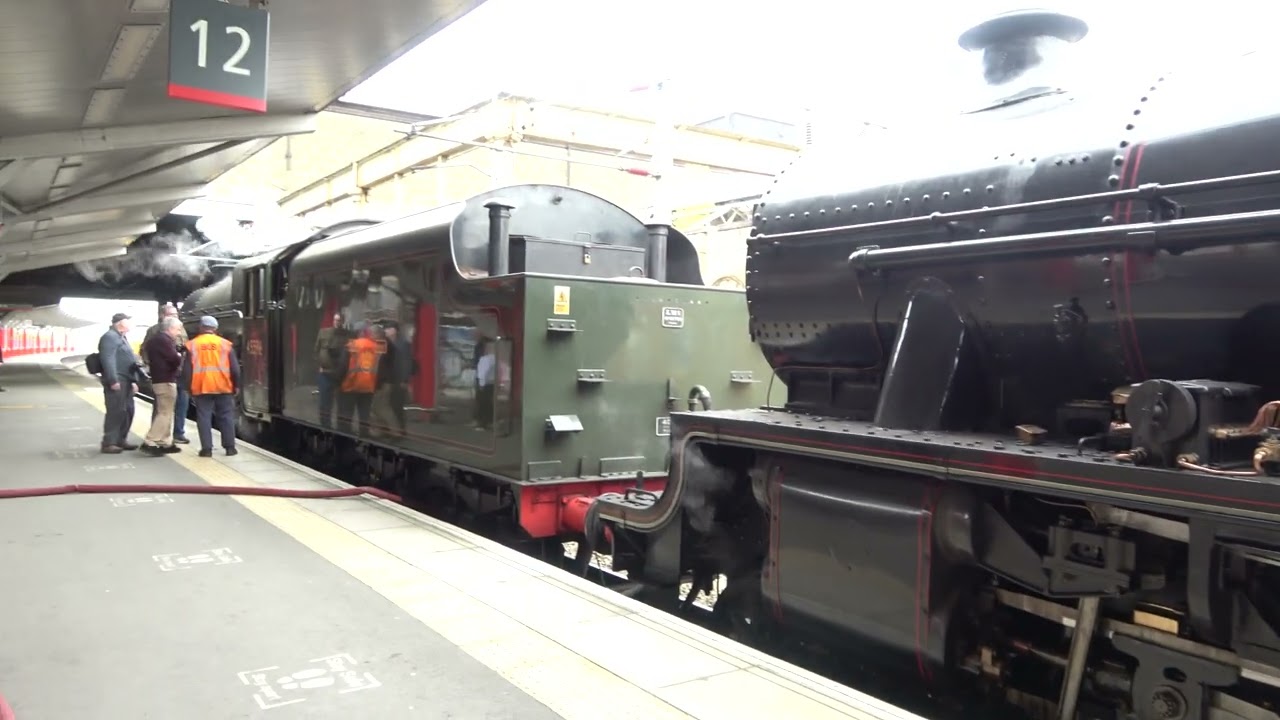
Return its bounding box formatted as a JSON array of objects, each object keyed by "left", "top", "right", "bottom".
[
  {"left": 189, "top": 19, "right": 252, "bottom": 76},
  {"left": 167, "top": 0, "right": 270, "bottom": 113}
]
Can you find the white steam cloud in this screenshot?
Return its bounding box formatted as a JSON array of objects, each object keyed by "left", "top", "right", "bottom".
[{"left": 72, "top": 228, "right": 234, "bottom": 285}]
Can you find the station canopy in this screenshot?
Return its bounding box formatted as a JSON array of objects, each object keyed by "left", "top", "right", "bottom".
[{"left": 0, "top": 0, "right": 483, "bottom": 280}]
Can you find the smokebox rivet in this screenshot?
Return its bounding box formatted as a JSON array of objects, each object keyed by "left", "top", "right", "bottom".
[
  {"left": 1106, "top": 300, "right": 1116, "bottom": 309},
  {"left": 1114, "top": 156, "right": 1124, "bottom": 166},
  {"left": 985, "top": 184, "right": 995, "bottom": 193},
  {"left": 1126, "top": 123, "right": 1135, "bottom": 131},
  {"left": 1108, "top": 175, "right": 1120, "bottom": 187},
  {"left": 1101, "top": 215, "right": 1115, "bottom": 225}
]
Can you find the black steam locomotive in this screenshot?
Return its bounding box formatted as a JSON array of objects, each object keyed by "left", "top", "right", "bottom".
[{"left": 591, "top": 11, "right": 1280, "bottom": 720}]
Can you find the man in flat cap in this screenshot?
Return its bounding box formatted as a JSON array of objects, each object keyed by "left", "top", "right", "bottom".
[{"left": 98, "top": 312, "right": 143, "bottom": 453}]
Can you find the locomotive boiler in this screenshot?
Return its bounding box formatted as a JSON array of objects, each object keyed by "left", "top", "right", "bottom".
[
  {"left": 592, "top": 10, "right": 1280, "bottom": 720},
  {"left": 179, "top": 184, "right": 773, "bottom": 546}
]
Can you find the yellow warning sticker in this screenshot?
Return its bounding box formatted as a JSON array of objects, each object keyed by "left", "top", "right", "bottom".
[{"left": 553, "top": 285, "right": 571, "bottom": 315}]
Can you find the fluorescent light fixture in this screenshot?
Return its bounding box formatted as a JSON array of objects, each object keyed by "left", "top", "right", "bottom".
[
  {"left": 52, "top": 165, "right": 79, "bottom": 189},
  {"left": 100, "top": 24, "right": 162, "bottom": 84},
  {"left": 37, "top": 222, "right": 159, "bottom": 247},
  {"left": 129, "top": 0, "right": 170, "bottom": 12},
  {"left": 82, "top": 88, "right": 127, "bottom": 127},
  {"left": 171, "top": 197, "right": 256, "bottom": 220}
]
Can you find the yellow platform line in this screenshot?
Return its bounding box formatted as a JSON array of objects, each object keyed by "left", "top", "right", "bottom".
[{"left": 50, "top": 370, "right": 702, "bottom": 720}]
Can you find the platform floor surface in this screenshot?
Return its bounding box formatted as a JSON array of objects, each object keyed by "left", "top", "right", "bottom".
[{"left": 0, "top": 357, "right": 925, "bottom": 720}]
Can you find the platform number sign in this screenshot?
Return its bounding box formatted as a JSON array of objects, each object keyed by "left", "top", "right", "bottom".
[{"left": 167, "top": 0, "right": 270, "bottom": 113}]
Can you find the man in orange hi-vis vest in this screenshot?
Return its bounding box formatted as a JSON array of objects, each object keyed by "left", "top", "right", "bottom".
[
  {"left": 337, "top": 322, "right": 380, "bottom": 437},
  {"left": 182, "top": 315, "right": 240, "bottom": 457}
]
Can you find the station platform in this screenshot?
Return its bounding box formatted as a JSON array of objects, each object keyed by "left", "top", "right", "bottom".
[{"left": 0, "top": 355, "right": 926, "bottom": 720}]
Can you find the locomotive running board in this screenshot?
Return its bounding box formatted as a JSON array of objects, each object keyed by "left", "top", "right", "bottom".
[{"left": 593, "top": 408, "right": 1280, "bottom": 533}]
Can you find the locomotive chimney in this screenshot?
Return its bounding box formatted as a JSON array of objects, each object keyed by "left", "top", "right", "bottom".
[
  {"left": 645, "top": 224, "right": 668, "bottom": 283},
  {"left": 484, "top": 199, "right": 515, "bottom": 276},
  {"left": 958, "top": 8, "right": 1088, "bottom": 90}
]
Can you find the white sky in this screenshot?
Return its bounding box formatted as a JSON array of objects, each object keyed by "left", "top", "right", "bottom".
[{"left": 342, "top": 0, "right": 1275, "bottom": 129}]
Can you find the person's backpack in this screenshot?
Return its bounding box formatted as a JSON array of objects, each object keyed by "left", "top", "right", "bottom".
[{"left": 84, "top": 352, "right": 103, "bottom": 375}]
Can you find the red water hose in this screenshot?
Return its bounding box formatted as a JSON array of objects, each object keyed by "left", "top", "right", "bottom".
[
  {"left": 0, "top": 481, "right": 402, "bottom": 718},
  {"left": 0, "top": 483, "right": 400, "bottom": 502}
]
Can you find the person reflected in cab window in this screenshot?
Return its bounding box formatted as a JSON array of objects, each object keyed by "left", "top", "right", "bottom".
[
  {"left": 474, "top": 338, "right": 495, "bottom": 430},
  {"left": 315, "top": 312, "right": 346, "bottom": 429},
  {"left": 374, "top": 321, "right": 412, "bottom": 437},
  {"left": 183, "top": 316, "right": 239, "bottom": 457},
  {"left": 338, "top": 321, "right": 379, "bottom": 437},
  {"left": 98, "top": 312, "right": 143, "bottom": 454}
]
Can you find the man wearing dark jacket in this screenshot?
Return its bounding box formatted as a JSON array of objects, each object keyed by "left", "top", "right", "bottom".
[
  {"left": 140, "top": 317, "right": 185, "bottom": 455},
  {"left": 142, "top": 303, "right": 191, "bottom": 444},
  {"left": 98, "top": 312, "right": 142, "bottom": 453}
]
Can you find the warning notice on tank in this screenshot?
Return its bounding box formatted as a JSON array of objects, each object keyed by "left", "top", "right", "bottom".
[
  {"left": 553, "top": 285, "right": 571, "bottom": 315},
  {"left": 661, "top": 307, "right": 685, "bottom": 328}
]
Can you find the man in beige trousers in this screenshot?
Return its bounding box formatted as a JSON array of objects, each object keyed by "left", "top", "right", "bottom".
[{"left": 140, "top": 317, "right": 185, "bottom": 455}]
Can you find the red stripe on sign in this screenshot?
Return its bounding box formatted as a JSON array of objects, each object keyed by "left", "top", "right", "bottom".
[{"left": 167, "top": 83, "right": 266, "bottom": 113}]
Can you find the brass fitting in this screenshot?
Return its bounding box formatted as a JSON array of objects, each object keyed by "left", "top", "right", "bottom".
[{"left": 1253, "top": 436, "right": 1280, "bottom": 474}]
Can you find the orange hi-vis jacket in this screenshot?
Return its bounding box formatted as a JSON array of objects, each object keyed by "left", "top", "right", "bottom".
[
  {"left": 342, "top": 336, "right": 379, "bottom": 393},
  {"left": 186, "top": 333, "right": 235, "bottom": 395}
]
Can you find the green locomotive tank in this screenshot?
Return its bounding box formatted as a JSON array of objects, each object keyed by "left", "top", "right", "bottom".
[{"left": 185, "top": 184, "right": 774, "bottom": 541}]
